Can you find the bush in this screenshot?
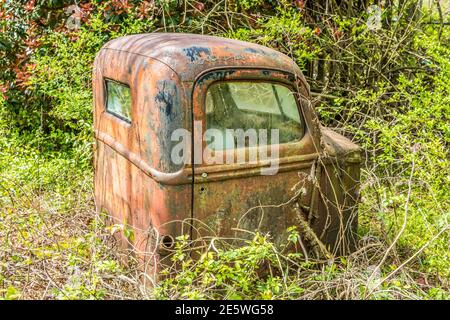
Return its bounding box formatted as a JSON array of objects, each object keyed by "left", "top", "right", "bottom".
[{"left": 0, "top": 1, "right": 449, "bottom": 299}]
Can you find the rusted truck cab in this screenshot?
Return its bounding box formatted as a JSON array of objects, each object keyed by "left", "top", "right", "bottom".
[{"left": 93, "top": 33, "right": 361, "bottom": 274}]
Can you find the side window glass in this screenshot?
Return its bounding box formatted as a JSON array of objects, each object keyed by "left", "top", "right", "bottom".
[{"left": 105, "top": 80, "right": 131, "bottom": 122}]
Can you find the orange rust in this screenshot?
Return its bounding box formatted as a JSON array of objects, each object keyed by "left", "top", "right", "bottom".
[{"left": 93, "top": 33, "right": 361, "bottom": 276}]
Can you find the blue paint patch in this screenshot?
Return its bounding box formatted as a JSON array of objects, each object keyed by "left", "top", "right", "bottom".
[
  {"left": 198, "top": 69, "right": 236, "bottom": 84},
  {"left": 154, "top": 80, "right": 184, "bottom": 172},
  {"left": 244, "top": 47, "right": 258, "bottom": 54},
  {"left": 183, "top": 46, "right": 211, "bottom": 62},
  {"left": 155, "top": 80, "right": 177, "bottom": 119}
]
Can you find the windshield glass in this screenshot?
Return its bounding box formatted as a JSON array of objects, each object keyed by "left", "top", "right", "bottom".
[{"left": 205, "top": 81, "right": 305, "bottom": 150}]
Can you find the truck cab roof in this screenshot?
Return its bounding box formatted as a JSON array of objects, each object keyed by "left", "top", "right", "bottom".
[{"left": 101, "top": 33, "right": 308, "bottom": 88}]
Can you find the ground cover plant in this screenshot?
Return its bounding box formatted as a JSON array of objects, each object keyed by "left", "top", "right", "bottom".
[{"left": 0, "top": 0, "right": 449, "bottom": 299}]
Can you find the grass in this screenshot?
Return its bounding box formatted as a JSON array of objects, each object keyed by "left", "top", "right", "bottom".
[
  {"left": 0, "top": 141, "right": 448, "bottom": 299},
  {"left": 0, "top": 1, "right": 449, "bottom": 300}
]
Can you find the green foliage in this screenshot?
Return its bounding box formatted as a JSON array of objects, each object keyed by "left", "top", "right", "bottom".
[
  {"left": 0, "top": 145, "right": 130, "bottom": 299},
  {"left": 231, "top": 0, "right": 267, "bottom": 12},
  {"left": 0, "top": 0, "right": 449, "bottom": 299},
  {"left": 154, "top": 230, "right": 447, "bottom": 300},
  {"left": 25, "top": 6, "right": 155, "bottom": 158},
  {"left": 155, "top": 234, "right": 288, "bottom": 299},
  {"left": 227, "top": 6, "right": 320, "bottom": 70},
  {"left": 322, "top": 30, "right": 450, "bottom": 279},
  {"left": 0, "top": 286, "right": 20, "bottom": 300}
]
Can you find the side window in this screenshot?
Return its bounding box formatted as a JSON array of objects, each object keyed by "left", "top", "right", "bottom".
[
  {"left": 205, "top": 81, "right": 305, "bottom": 150},
  {"left": 105, "top": 80, "right": 131, "bottom": 122}
]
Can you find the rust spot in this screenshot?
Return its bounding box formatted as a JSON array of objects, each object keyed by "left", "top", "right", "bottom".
[{"left": 93, "top": 33, "right": 362, "bottom": 280}]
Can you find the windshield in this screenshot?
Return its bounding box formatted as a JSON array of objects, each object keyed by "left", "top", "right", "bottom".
[{"left": 205, "top": 81, "right": 305, "bottom": 150}]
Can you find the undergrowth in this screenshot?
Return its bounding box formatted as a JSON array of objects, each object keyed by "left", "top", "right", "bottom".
[{"left": 0, "top": 1, "right": 449, "bottom": 299}]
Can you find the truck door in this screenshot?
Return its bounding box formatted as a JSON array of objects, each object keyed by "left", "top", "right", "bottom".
[{"left": 191, "top": 69, "right": 322, "bottom": 249}]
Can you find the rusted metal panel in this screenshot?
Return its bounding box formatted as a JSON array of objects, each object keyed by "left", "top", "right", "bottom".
[
  {"left": 93, "top": 33, "right": 361, "bottom": 278},
  {"left": 191, "top": 68, "right": 318, "bottom": 250},
  {"left": 102, "top": 33, "right": 308, "bottom": 86},
  {"left": 93, "top": 39, "right": 192, "bottom": 273}
]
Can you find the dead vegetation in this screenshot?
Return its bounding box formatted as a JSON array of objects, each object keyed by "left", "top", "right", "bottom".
[
  {"left": 1, "top": 156, "right": 447, "bottom": 300},
  {"left": 1, "top": 0, "right": 449, "bottom": 300}
]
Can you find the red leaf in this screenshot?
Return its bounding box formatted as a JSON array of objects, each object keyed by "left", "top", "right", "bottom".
[
  {"left": 294, "top": 0, "right": 305, "bottom": 10},
  {"left": 194, "top": 2, "right": 205, "bottom": 12}
]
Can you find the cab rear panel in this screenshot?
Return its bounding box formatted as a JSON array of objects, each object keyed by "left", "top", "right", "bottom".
[{"left": 92, "top": 33, "right": 362, "bottom": 275}]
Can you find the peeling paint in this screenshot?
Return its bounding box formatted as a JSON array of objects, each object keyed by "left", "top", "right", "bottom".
[
  {"left": 183, "top": 46, "right": 211, "bottom": 62},
  {"left": 93, "top": 34, "right": 362, "bottom": 278},
  {"left": 155, "top": 80, "right": 178, "bottom": 119}
]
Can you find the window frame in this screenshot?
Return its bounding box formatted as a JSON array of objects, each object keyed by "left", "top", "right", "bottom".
[
  {"left": 192, "top": 68, "right": 321, "bottom": 173},
  {"left": 202, "top": 78, "right": 307, "bottom": 153},
  {"left": 103, "top": 78, "right": 132, "bottom": 124}
]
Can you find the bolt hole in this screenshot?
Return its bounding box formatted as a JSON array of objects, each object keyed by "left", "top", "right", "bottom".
[
  {"left": 160, "top": 235, "right": 174, "bottom": 250},
  {"left": 200, "top": 186, "right": 206, "bottom": 193}
]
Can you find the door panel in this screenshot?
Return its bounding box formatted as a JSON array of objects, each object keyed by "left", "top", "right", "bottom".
[
  {"left": 192, "top": 164, "right": 317, "bottom": 248},
  {"left": 191, "top": 68, "right": 321, "bottom": 249}
]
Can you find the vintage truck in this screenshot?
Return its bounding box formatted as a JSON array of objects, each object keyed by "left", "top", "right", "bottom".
[{"left": 93, "top": 33, "right": 361, "bottom": 276}]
